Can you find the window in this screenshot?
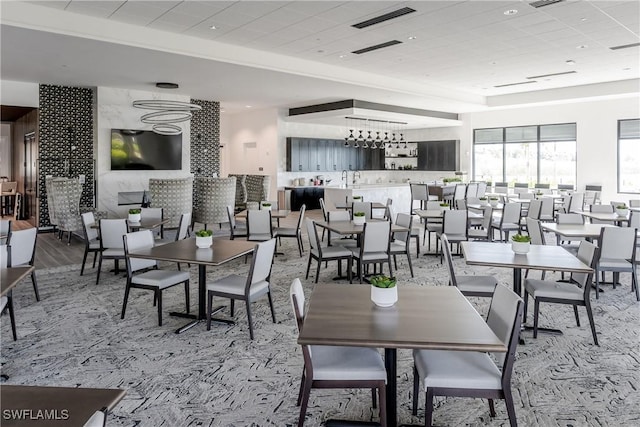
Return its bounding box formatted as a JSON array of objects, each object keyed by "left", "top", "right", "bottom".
[
  {"left": 473, "top": 123, "right": 576, "bottom": 187},
  {"left": 618, "top": 119, "right": 640, "bottom": 194}
]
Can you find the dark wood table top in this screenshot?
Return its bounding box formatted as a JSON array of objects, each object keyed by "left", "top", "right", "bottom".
[
  {"left": 0, "top": 385, "right": 126, "bottom": 427},
  {"left": 129, "top": 237, "right": 255, "bottom": 266},
  {"left": 334, "top": 202, "right": 387, "bottom": 210},
  {"left": 235, "top": 209, "right": 290, "bottom": 219},
  {"left": 314, "top": 219, "right": 406, "bottom": 235},
  {"left": 127, "top": 217, "right": 170, "bottom": 229},
  {"left": 298, "top": 284, "right": 505, "bottom": 352},
  {"left": 541, "top": 223, "right": 616, "bottom": 238},
  {"left": 1, "top": 266, "right": 35, "bottom": 297},
  {"left": 461, "top": 241, "right": 592, "bottom": 273}
]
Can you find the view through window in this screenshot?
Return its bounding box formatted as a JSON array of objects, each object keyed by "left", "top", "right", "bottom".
[
  {"left": 473, "top": 123, "right": 576, "bottom": 187},
  {"left": 618, "top": 119, "right": 640, "bottom": 194}
]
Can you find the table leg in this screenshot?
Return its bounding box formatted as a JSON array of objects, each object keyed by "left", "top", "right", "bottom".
[{"left": 385, "top": 348, "right": 397, "bottom": 427}]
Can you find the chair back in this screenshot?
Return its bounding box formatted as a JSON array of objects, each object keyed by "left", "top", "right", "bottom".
[
  {"left": 557, "top": 213, "right": 584, "bottom": 225},
  {"left": 477, "top": 182, "right": 487, "bottom": 198},
  {"left": 539, "top": 197, "right": 554, "bottom": 219},
  {"left": 7, "top": 227, "right": 37, "bottom": 266},
  {"left": 227, "top": 206, "right": 237, "bottom": 229},
  {"left": 629, "top": 211, "right": 640, "bottom": 229},
  {"left": 535, "top": 183, "right": 550, "bottom": 189},
  {"left": 494, "top": 182, "right": 508, "bottom": 194},
  {"left": 568, "top": 192, "right": 584, "bottom": 212},
  {"left": 629, "top": 199, "right": 640, "bottom": 208},
  {"left": 501, "top": 203, "right": 522, "bottom": 224},
  {"left": 443, "top": 209, "right": 467, "bottom": 235},
  {"left": 453, "top": 184, "right": 466, "bottom": 201},
  {"left": 296, "top": 205, "right": 307, "bottom": 231},
  {"left": 598, "top": 227, "right": 636, "bottom": 260},
  {"left": 305, "top": 219, "right": 320, "bottom": 252},
  {"left": 149, "top": 177, "right": 193, "bottom": 228},
  {"left": 525, "top": 218, "right": 545, "bottom": 245},
  {"left": 194, "top": 176, "right": 236, "bottom": 225},
  {"left": 141, "top": 207, "right": 163, "bottom": 222},
  {"left": 99, "top": 219, "right": 128, "bottom": 249},
  {"left": 0, "top": 245, "right": 8, "bottom": 268},
  {"left": 480, "top": 206, "right": 493, "bottom": 231},
  {"left": 455, "top": 199, "right": 467, "bottom": 210},
  {"left": 123, "top": 230, "right": 157, "bottom": 273},
  {"left": 590, "top": 204, "right": 613, "bottom": 213},
  {"left": 176, "top": 212, "right": 191, "bottom": 240},
  {"left": 466, "top": 183, "right": 479, "bottom": 198},
  {"left": 290, "top": 278, "right": 306, "bottom": 331},
  {"left": 361, "top": 221, "right": 391, "bottom": 253},
  {"left": 440, "top": 234, "right": 458, "bottom": 287},
  {"left": 386, "top": 203, "right": 396, "bottom": 224},
  {"left": 328, "top": 210, "right": 350, "bottom": 222},
  {"left": 486, "top": 285, "right": 524, "bottom": 371},
  {"left": 519, "top": 192, "right": 534, "bottom": 200},
  {"left": 410, "top": 183, "right": 428, "bottom": 212},
  {"left": 247, "top": 210, "right": 273, "bottom": 240},
  {"left": 394, "top": 213, "right": 412, "bottom": 245},
  {"left": 570, "top": 241, "right": 599, "bottom": 299},
  {"left": 319, "top": 198, "right": 329, "bottom": 221},
  {"left": 557, "top": 184, "right": 574, "bottom": 191},
  {"left": 352, "top": 202, "right": 372, "bottom": 220},
  {"left": 246, "top": 238, "right": 276, "bottom": 293},
  {"left": 81, "top": 212, "right": 98, "bottom": 242},
  {"left": 527, "top": 199, "right": 542, "bottom": 220}
]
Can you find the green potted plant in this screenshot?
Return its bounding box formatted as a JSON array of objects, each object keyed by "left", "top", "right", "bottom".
[
  {"left": 370, "top": 275, "right": 398, "bottom": 307},
  {"left": 439, "top": 202, "right": 449, "bottom": 211},
  {"left": 353, "top": 211, "right": 366, "bottom": 225},
  {"left": 489, "top": 196, "right": 500, "bottom": 207},
  {"left": 195, "top": 229, "right": 213, "bottom": 248},
  {"left": 479, "top": 196, "right": 488, "bottom": 206},
  {"left": 128, "top": 208, "right": 141, "bottom": 223},
  {"left": 511, "top": 233, "right": 531, "bottom": 254},
  {"left": 261, "top": 202, "right": 272, "bottom": 211},
  {"left": 615, "top": 204, "right": 629, "bottom": 217},
  {"left": 352, "top": 195, "right": 363, "bottom": 201}
]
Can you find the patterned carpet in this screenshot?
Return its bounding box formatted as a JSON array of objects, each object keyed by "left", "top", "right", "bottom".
[{"left": 1, "top": 236, "right": 639, "bottom": 427}]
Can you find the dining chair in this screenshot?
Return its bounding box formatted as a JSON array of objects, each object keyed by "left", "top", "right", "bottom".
[
  {"left": 155, "top": 212, "right": 192, "bottom": 270},
  {"left": 568, "top": 192, "right": 584, "bottom": 213},
  {"left": 247, "top": 209, "right": 273, "bottom": 242},
  {"left": 290, "top": 278, "right": 387, "bottom": 427},
  {"left": 327, "top": 210, "right": 358, "bottom": 248},
  {"left": 440, "top": 234, "right": 496, "bottom": 297},
  {"left": 538, "top": 197, "right": 555, "bottom": 222},
  {"left": 524, "top": 240, "right": 600, "bottom": 345},
  {"left": 0, "top": 245, "right": 17, "bottom": 341},
  {"left": 206, "top": 238, "right": 277, "bottom": 340},
  {"left": 410, "top": 182, "right": 429, "bottom": 213},
  {"left": 350, "top": 221, "right": 392, "bottom": 284},
  {"left": 6, "top": 228, "right": 40, "bottom": 301},
  {"left": 523, "top": 218, "right": 549, "bottom": 281},
  {"left": 412, "top": 284, "right": 523, "bottom": 427},
  {"left": 594, "top": 227, "right": 638, "bottom": 301},
  {"left": 260, "top": 200, "right": 280, "bottom": 226},
  {"left": 467, "top": 206, "right": 493, "bottom": 241},
  {"left": 629, "top": 199, "right": 640, "bottom": 208},
  {"left": 227, "top": 205, "right": 247, "bottom": 240},
  {"left": 96, "top": 219, "right": 128, "bottom": 285},
  {"left": 389, "top": 204, "right": 420, "bottom": 257},
  {"left": 436, "top": 209, "right": 468, "bottom": 262},
  {"left": 466, "top": 182, "right": 479, "bottom": 199},
  {"left": 352, "top": 201, "right": 373, "bottom": 220},
  {"left": 274, "top": 204, "right": 306, "bottom": 257},
  {"left": 555, "top": 213, "right": 585, "bottom": 254},
  {"left": 423, "top": 201, "right": 444, "bottom": 251},
  {"left": 477, "top": 182, "right": 488, "bottom": 198},
  {"left": 589, "top": 204, "right": 614, "bottom": 224},
  {"left": 0, "top": 219, "right": 10, "bottom": 245},
  {"left": 305, "top": 219, "right": 352, "bottom": 283},
  {"left": 494, "top": 182, "right": 509, "bottom": 194},
  {"left": 318, "top": 198, "right": 329, "bottom": 241},
  {"left": 80, "top": 212, "right": 101, "bottom": 276},
  {"left": 390, "top": 213, "right": 414, "bottom": 278},
  {"left": 452, "top": 184, "right": 466, "bottom": 206},
  {"left": 491, "top": 202, "right": 522, "bottom": 242},
  {"left": 520, "top": 199, "right": 542, "bottom": 231},
  {"left": 140, "top": 207, "right": 164, "bottom": 238},
  {"left": 121, "top": 230, "right": 190, "bottom": 327}
]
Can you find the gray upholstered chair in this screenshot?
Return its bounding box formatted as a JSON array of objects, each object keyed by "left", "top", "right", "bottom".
[
  {"left": 6, "top": 228, "right": 40, "bottom": 301},
  {"left": 140, "top": 207, "right": 164, "bottom": 238},
  {"left": 274, "top": 204, "right": 306, "bottom": 257},
  {"left": 441, "top": 234, "right": 497, "bottom": 297},
  {"left": 49, "top": 178, "right": 83, "bottom": 244},
  {"left": 148, "top": 177, "right": 193, "bottom": 229},
  {"left": 436, "top": 209, "right": 468, "bottom": 261},
  {"left": 412, "top": 284, "right": 523, "bottom": 427},
  {"left": 491, "top": 202, "right": 522, "bottom": 242},
  {"left": 228, "top": 174, "right": 247, "bottom": 211},
  {"left": 524, "top": 240, "right": 600, "bottom": 345},
  {"left": 290, "top": 278, "right": 387, "bottom": 427},
  {"left": 122, "top": 230, "right": 191, "bottom": 326},
  {"left": 468, "top": 206, "right": 493, "bottom": 241},
  {"left": 80, "top": 212, "right": 101, "bottom": 276},
  {"left": 194, "top": 176, "right": 236, "bottom": 229},
  {"left": 350, "top": 221, "right": 393, "bottom": 283},
  {"left": 247, "top": 210, "right": 273, "bottom": 242},
  {"left": 96, "top": 219, "right": 128, "bottom": 285},
  {"left": 245, "top": 175, "right": 270, "bottom": 205},
  {"left": 390, "top": 213, "right": 414, "bottom": 277},
  {"left": 352, "top": 201, "right": 373, "bottom": 220},
  {"left": 305, "top": 219, "right": 352, "bottom": 283},
  {"left": 594, "top": 227, "right": 638, "bottom": 301},
  {"left": 206, "top": 238, "right": 277, "bottom": 339},
  {"left": 0, "top": 245, "right": 17, "bottom": 341},
  {"left": 227, "top": 205, "right": 247, "bottom": 240}
]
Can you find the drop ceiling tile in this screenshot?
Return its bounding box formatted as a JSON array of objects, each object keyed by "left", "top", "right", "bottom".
[
  {"left": 147, "top": 20, "right": 191, "bottom": 33},
  {"left": 171, "top": 1, "right": 235, "bottom": 18},
  {"left": 151, "top": 11, "right": 206, "bottom": 27},
  {"left": 224, "top": 1, "right": 290, "bottom": 19},
  {"left": 65, "top": 1, "right": 125, "bottom": 18},
  {"left": 283, "top": 1, "right": 343, "bottom": 16},
  {"left": 28, "top": 1, "right": 69, "bottom": 10}
]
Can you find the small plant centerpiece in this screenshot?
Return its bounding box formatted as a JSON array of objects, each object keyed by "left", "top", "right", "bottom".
[
  {"left": 195, "top": 229, "right": 213, "bottom": 248},
  {"left": 261, "top": 202, "right": 272, "bottom": 211},
  {"left": 442, "top": 177, "right": 462, "bottom": 184},
  {"left": 479, "top": 197, "right": 488, "bottom": 206},
  {"left": 352, "top": 195, "right": 363, "bottom": 201},
  {"left": 370, "top": 275, "right": 398, "bottom": 307},
  {"left": 439, "top": 202, "right": 450, "bottom": 212},
  {"left": 535, "top": 190, "right": 543, "bottom": 197},
  {"left": 128, "top": 208, "right": 141, "bottom": 223},
  {"left": 353, "top": 211, "right": 366, "bottom": 225},
  {"left": 615, "top": 204, "right": 629, "bottom": 217},
  {"left": 489, "top": 196, "right": 500, "bottom": 207},
  {"left": 511, "top": 233, "right": 532, "bottom": 254}
]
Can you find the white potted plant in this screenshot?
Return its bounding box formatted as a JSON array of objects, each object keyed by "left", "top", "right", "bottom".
[
  {"left": 370, "top": 275, "right": 398, "bottom": 308},
  {"left": 352, "top": 195, "right": 363, "bottom": 201},
  {"left": 439, "top": 202, "right": 450, "bottom": 211},
  {"left": 615, "top": 204, "right": 629, "bottom": 217},
  {"left": 353, "top": 211, "right": 366, "bottom": 225},
  {"left": 479, "top": 197, "right": 488, "bottom": 206},
  {"left": 489, "top": 197, "right": 500, "bottom": 207},
  {"left": 195, "top": 229, "right": 213, "bottom": 248},
  {"left": 261, "top": 202, "right": 272, "bottom": 211},
  {"left": 511, "top": 233, "right": 531, "bottom": 254},
  {"left": 128, "top": 208, "right": 141, "bottom": 223}
]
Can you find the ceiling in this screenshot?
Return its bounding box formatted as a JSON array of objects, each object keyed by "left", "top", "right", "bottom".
[{"left": 1, "top": 0, "right": 639, "bottom": 122}]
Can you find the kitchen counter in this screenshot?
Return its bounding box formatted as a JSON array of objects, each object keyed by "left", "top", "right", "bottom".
[{"left": 324, "top": 185, "right": 411, "bottom": 213}]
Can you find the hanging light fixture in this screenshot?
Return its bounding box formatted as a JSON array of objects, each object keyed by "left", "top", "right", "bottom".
[
  {"left": 344, "top": 117, "right": 353, "bottom": 147},
  {"left": 133, "top": 85, "right": 202, "bottom": 135}
]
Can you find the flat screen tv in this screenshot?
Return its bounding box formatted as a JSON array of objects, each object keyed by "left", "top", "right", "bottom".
[{"left": 111, "top": 129, "right": 182, "bottom": 170}]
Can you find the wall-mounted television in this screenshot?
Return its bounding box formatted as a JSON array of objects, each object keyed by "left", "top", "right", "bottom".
[{"left": 111, "top": 129, "right": 182, "bottom": 170}]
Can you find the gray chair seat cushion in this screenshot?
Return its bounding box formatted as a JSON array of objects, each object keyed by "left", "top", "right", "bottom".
[
  {"left": 102, "top": 248, "right": 125, "bottom": 257},
  {"left": 390, "top": 241, "right": 408, "bottom": 254},
  {"left": 491, "top": 221, "right": 520, "bottom": 230},
  {"left": 248, "top": 233, "right": 272, "bottom": 241},
  {"left": 525, "top": 278, "right": 583, "bottom": 300},
  {"left": 88, "top": 239, "right": 100, "bottom": 249},
  {"left": 331, "top": 237, "right": 358, "bottom": 247},
  {"left": 350, "top": 250, "right": 389, "bottom": 261},
  {"left": 598, "top": 258, "right": 633, "bottom": 270},
  {"left": 312, "top": 246, "right": 352, "bottom": 258},
  {"left": 426, "top": 223, "right": 443, "bottom": 232},
  {"left": 468, "top": 229, "right": 490, "bottom": 238},
  {"left": 0, "top": 296, "right": 7, "bottom": 311},
  {"left": 413, "top": 349, "right": 501, "bottom": 390},
  {"left": 274, "top": 227, "right": 297, "bottom": 237},
  {"left": 310, "top": 345, "right": 386, "bottom": 381},
  {"left": 439, "top": 233, "right": 467, "bottom": 243},
  {"left": 207, "top": 274, "right": 269, "bottom": 298},
  {"left": 132, "top": 270, "right": 190, "bottom": 288},
  {"left": 456, "top": 276, "right": 498, "bottom": 294}
]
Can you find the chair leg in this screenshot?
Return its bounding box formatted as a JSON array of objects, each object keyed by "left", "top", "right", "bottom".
[
  {"left": 305, "top": 256, "right": 312, "bottom": 280},
  {"left": 425, "top": 388, "right": 435, "bottom": 427},
  {"left": 7, "top": 295, "right": 17, "bottom": 341},
  {"left": 230, "top": 299, "right": 235, "bottom": 317},
  {"left": 95, "top": 255, "right": 103, "bottom": 285},
  {"left": 30, "top": 271, "right": 40, "bottom": 302},
  {"left": 297, "top": 373, "right": 312, "bottom": 427},
  {"left": 533, "top": 299, "right": 540, "bottom": 339},
  {"left": 573, "top": 305, "right": 580, "bottom": 327},
  {"left": 504, "top": 388, "right": 518, "bottom": 427},
  {"left": 523, "top": 290, "right": 529, "bottom": 322},
  {"left": 412, "top": 366, "right": 419, "bottom": 416},
  {"left": 92, "top": 252, "right": 97, "bottom": 268},
  {"left": 267, "top": 291, "right": 277, "bottom": 323},
  {"left": 406, "top": 252, "right": 414, "bottom": 278},
  {"left": 80, "top": 250, "right": 89, "bottom": 276},
  {"left": 206, "top": 292, "right": 213, "bottom": 331},
  {"left": 387, "top": 255, "right": 394, "bottom": 279},
  {"left": 296, "top": 370, "right": 306, "bottom": 406},
  {"left": 393, "top": 254, "right": 398, "bottom": 270},
  {"left": 246, "top": 300, "right": 255, "bottom": 340},
  {"left": 156, "top": 290, "right": 163, "bottom": 326},
  {"left": 633, "top": 270, "right": 640, "bottom": 302},
  {"left": 315, "top": 259, "right": 322, "bottom": 284},
  {"left": 378, "top": 383, "right": 387, "bottom": 427},
  {"left": 121, "top": 283, "right": 131, "bottom": 319},
  {"left": 297, "top": 234, "right": 304, "bottom": 257},
  {"left": 585, "top": 301, "right": 599, "bottom": 346},
  {"left": 488, "top": 398, "right": 496, "bottom": 417},
  {"left": 595, "top": 268, "right": 600, "bottom": 299},
  {"left": 184, "top": 280, "right": 190, "bottom": 314},
  {"left": 371, "top": 388, "right": 377, "bottom": 408},
  {"left": 347, "top": 258, "right": 352, "bottom": 283}
]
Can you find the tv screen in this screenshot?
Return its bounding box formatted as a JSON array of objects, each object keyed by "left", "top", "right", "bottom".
[{"left": 111, "top": 129, "right": 182, "bottom": 170}]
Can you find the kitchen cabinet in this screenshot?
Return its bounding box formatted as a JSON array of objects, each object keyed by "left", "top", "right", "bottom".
[
  {"left": 417, "top": 140, "right": 459, "bottom": 171},
  {"left": 288, "top": 186, "right": 324, "bottom": 211}
]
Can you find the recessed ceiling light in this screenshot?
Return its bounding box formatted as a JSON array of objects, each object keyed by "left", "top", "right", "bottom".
[
  {"left": 317, "top": 50, "right": 325, "bottom": 53},
  {"left": 576, "top": 45, "right": 588, "bottom": 49},
  {"left": 209, "top": 25, "right": 217, "bottom": 30},
  {"left": 580, "top": 17, "right": 587, "bottom": 22},
  {"left": 245, "top": 105, "right": 252, "bottom": 108},
  {"left": 623, "top": 67, "right": 632, "bottom": 70},
  {"left": 490, "top": 61, "right": 498, "bottom": 65},
  {"left": 339, "top": 54, "right": 347, "bottom": 58},
  {"left": 504, "top": 9, "right": 518, "bottom": 15},
  {"left": 565, "top": 59, "right": 576, "bottom": 65},
  {"left": 408, "top": 36, "right": 417, "bottom": 40}
]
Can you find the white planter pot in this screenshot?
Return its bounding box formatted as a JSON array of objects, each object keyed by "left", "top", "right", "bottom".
[
  {"left": 511, "top": 241, "right": 530, "bottom": 254},
  {"left": 128, "top": 213, "right": 141, "bottom": 223},
  {"left": 195, "top": 235, "right": 213, "bottom": 248},
  {"left": 262, "top": 205, "right": 272, "bottom": 211},
  {"left": 371, "top": 285, "right": 398, "bottom": 308},
  {"left": 479, "top": 200, "right": 488, "bottom": 206},
  {"left": 615, "top": 208, "right": 629, "bottom": 217},
  {"left": 489, "top": 200, "right": 499, "bottom": 207},
  {"left": 353, "top": 216, "right": 366, "bottom": 225}
]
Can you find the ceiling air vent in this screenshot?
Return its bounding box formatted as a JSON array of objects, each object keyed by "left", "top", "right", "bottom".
[
  {"left": 352, "top": 7, "right": 416, "bottom": 29},
  {"left": 352, "top": 40, "right": 402, "bottom": 55},
  {"left": 529, "top": 0, "right": 565, "bottom": 8},
  {"left": 526, "top": 71, "right": 577, "bottom": 79},
  {"left": 494, "top": 81, "right": 537, "bottom": 88},
  {"left": 610, "top": 42, "right": 640, "bottom": 50}
]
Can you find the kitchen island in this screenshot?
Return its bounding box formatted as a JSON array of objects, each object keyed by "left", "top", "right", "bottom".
[{"left": 324, "top": 184, "right": 411, "bottom": 214}]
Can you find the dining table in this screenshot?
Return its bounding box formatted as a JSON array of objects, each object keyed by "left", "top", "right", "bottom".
[
  {"left": 541, "top": 222, "right": 617, "bottom": 241},
  {"left": 334, "top": 201, "right": 387, "bottom": 210},
  {"left": 314, "top": 219, "right": 407, "bottom": 244},
  {"left": 129, "top": 237, "right": 255, "bottom": 333},
  {"left": 298, "top": 283, "right": 505, "bottom": 427},
  {"left": 1, "top": 266, "right": 34, "bottom": 298},
  {"left": 0, "top": 385, "right": 126, "bottom": 427},
  {"left": 235, "top": 209, "right": 290, "bottom": 219},
  {"left": 579, "top": 211, "right": 630, "bottom": 225}
]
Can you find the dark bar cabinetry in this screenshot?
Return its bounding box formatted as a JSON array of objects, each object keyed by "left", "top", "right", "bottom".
[{"left": 287, "top": 138, "right": 384, "bottom": 172}]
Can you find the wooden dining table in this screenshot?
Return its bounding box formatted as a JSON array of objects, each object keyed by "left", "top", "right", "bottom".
[
  {"left": 314, "top": 219, "right": 407, "bottom": 238},
  {"left": 298, "top": 284, "right": 505, "bottom": 427},
  {"left": 235, "top": 209, "right": 290, "bottom": 219},
  {"left": 0, "top": 385, "right": 126, "bottom": 427},
  {"left": 129, "top": 237, "right": 255, "bottom": 333},
  {"left": 334, "top": 201, "right": 387, "bottom": 210},
  {"left": 1, "top": 266, "right": 35, "bottom": 298}
]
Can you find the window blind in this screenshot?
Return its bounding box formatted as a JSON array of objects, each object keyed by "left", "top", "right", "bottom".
[{"left": 619, "top": 119, "right": 640, "bottom": 139}]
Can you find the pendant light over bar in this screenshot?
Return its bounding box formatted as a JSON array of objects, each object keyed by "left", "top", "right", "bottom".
[{"left": 343, "top": 117, "right": 407, "bottom": 149}]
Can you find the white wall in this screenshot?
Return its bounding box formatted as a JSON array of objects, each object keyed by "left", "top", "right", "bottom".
[
  {"left": 0, "top": 80, "right": 39, "bottom": 107},
  {"left": 460, "top": 96, "right": 640, "bottom": 203},
  {"left": 96, "top": 87, "right": 191, "bottom": 217}
]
